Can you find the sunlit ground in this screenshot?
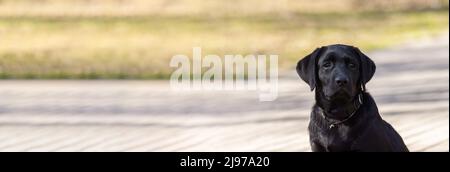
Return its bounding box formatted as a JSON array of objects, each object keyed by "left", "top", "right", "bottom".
[{"left": 0, "top": 0, "right": 448, "bottom": 79}]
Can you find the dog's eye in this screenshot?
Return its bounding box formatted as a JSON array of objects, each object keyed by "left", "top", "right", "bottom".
[
  {"left": 348, "top": 63, "right": 356, "bottom": 69},
  {"left": 323, "top": 62, "right": 332, "bottom": 68}
]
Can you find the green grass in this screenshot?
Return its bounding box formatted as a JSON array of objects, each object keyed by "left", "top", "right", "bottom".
[{"left": 0, "top": 5, "right": 448, "bottom": 79}]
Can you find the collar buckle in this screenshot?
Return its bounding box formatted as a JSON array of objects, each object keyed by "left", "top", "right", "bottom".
[{"left": 327, "top": 93, "right": 364, "bottom": 129}]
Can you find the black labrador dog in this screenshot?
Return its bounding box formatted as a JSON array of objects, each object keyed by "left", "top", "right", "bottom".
[{"left": 297, "top": 44, "right": 408, "bottom": 152}]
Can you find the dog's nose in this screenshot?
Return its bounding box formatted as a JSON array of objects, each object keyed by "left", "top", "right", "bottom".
[{"left": 335, "top": 77, "right": 348, "bottom": 86}]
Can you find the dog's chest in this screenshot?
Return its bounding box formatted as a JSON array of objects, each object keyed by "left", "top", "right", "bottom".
[{"left": 318, "top": 126, "right": 354, "bottom": 151}]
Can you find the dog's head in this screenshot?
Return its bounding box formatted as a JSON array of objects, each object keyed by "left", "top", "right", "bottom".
[{"left": 296, "top": 44, "right": 376, "bottom": 102}]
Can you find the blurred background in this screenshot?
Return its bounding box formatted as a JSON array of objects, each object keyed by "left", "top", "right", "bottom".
[
  {"left": 0, "top": 0, "right": 448, "bottom": 78},
  {"left": 0, "top": 0, "right": 448, "bottom": 152}
]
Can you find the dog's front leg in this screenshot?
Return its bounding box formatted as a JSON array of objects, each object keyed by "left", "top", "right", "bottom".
[{"left": 310, "top": 140, "right": 326, "bottom": 152}]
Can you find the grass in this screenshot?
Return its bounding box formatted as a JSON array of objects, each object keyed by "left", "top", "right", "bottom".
[{"left": 0, "top": 0, "right": 448, "bottom": 79}]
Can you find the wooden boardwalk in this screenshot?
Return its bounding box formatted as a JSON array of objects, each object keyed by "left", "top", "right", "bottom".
[{"left": 0, "top": 35, "right": 448, "bottom": 152}]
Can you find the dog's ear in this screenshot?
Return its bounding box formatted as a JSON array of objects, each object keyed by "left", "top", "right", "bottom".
[
  {"left": 353, "top": 47, "right": 376, "bottom": 90},
  {"left": 296, "top": 47, "right": 325, "bottom": 91}
]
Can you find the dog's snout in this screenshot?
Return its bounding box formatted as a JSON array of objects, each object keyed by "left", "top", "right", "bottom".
[{"left": 335, "top": 77, "right": 349, "bottom": 87}]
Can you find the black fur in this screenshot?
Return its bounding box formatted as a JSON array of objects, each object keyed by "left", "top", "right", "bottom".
[{"left": 297, "top": 44, "right": 408, "bottom": 152}]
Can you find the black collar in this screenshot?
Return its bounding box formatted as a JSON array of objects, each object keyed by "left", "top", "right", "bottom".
[{"left": 320, "top": 93, "right": 363, "bottom": 129}]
